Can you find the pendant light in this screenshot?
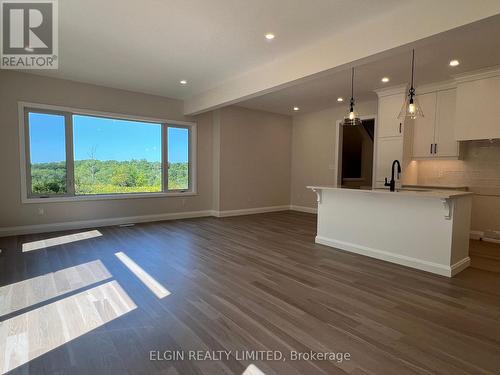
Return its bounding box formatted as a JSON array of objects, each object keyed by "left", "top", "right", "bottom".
[
  {"left": 399, "top": 49, "right": 424, "bottom": 120},
  {"left": 342, "top": 67, "right": 362, "bottom": 126}
]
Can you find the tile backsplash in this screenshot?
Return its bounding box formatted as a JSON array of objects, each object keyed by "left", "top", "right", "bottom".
[
  {"left": 417, "top": 140, "right": 500, "bottom": 232},
  {"left": 417, "top": 140, "right": 500, "bottom": 195}
]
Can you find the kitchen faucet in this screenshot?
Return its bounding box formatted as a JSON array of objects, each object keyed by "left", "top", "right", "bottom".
[{"left": 384, "top": 160, "right": 401, "bottom": 192}]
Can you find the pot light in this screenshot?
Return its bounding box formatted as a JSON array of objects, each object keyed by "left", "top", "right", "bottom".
[
  {"left": 265, "top": 33, "right": 275, "bottom": 40},
  {"left": 180, "top": 80, "right": 187, "bottom": 85},
  {"left": 24, "top": 47, "right": 34, "bottom": 52},
  {"left": 381, "top": 77, "right": 390, "bottom": 83},
  {"left": 337, "top": 97, "right": 344, "bottom": 102},
  {"left": 449, "top": 59, "right": 460, "bottom": 67},
  {"left": 293, "top": 106, "right": 300, "bottom": 111}
]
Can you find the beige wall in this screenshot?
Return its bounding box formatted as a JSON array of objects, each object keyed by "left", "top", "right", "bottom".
[
  {"left": 416, "top": 140, "right": 500, "bottom": 232},
  {"left": 0, "top": 72, "right": 292, "bottom": 229},
  {"left": 0, "top": 71, "right": 213, "bottom": 228},
  {"left": 290, "top": 101, "right": 378, "bottom": 208},
  {"left": 218, "top": 106, "right": 292, "bottom": 211}
]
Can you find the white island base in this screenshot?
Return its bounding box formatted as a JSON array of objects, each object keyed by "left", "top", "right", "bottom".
[{"left": 308, "top": 187, "right": 473, "bottom": 277}]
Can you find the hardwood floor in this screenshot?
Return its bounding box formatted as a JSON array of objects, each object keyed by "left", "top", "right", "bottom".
[
  {"left": 0, "top": 211, "right": 499, "bottom": 375},
  {"left": 470, "top": 239, "right": 500, "bottom": 274}
]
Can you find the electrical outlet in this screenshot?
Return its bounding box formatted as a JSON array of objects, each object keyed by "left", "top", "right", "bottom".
[
  {"left": 37, "top": 207, "right": 45, "bottom": 216},
  {"left": 181, "top": 198, "right": 186, "bottom": 207}
]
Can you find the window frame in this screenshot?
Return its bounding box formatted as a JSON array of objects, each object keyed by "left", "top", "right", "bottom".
[{"left": 18, "top": 102, "right": 197, "bottom": 203}]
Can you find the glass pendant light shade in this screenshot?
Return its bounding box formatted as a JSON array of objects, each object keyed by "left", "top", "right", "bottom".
[
  {"left": 399, "top": 49, "right": 424, "bottom": 120},
  {"left": 343, "top": 98, "right": 362, "bottom": 126},
  {"left": 341, "top": 67, "right": 362, "bottom": 126},
  {"left": 398, "top": 86, "right": 424, "bottom": 120}
]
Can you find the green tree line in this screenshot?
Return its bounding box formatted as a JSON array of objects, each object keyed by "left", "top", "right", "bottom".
[{"left": 31, "top": 159, "right": 188, "bottom": 195}]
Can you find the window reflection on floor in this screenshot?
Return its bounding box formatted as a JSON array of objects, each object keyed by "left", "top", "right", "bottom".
[
  {"left": 243, "top": 364, "right": 266, "bottom": 375},
  {"left": 0, "top": 259, "right": 111, "bottom": 317},
  {"left": 22, "top": 230, "right": 103, "bottom": 252},
  {"left": 115, "top": 252, "right": 171, "bottom": 298},
  {"left": 0, "top": 280, "right": 136, "bottom": 375}
]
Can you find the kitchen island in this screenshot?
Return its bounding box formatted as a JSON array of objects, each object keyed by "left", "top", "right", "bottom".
[{"left": 307, "top": 186, "right": 474, "bottom": 277}]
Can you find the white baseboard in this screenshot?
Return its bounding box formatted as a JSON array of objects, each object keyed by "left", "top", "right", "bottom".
[
  {"left": 289, "top": 205, "right": 317, "bottom": 214},
  {"left": 450, "top": 257, "right": 471, "bottom": 276},
  {"left": 315, "top": 235, "right": 466, "bottom": 277},
  {"left": 213, "top": 205, "right": 290, "bottom": 218},
  {"left": 0, "top": 210, "right": 214, "bottom": 237},
  {"left": 469, "top": 230, "right": 483, "bottom": 240},
  {"left": 0, "top": 206, "right": 291, "bottom": 236}
]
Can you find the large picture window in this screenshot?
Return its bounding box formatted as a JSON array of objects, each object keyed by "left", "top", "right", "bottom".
[{"left": 21, "top": 103, "right": 196, "bottom": 202}]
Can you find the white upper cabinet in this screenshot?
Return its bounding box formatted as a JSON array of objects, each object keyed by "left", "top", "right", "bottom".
[
  {"left": 435, "top": 89, "right": 459, "bottom": 157},
  {"left": 377, "top": 94, "right": 405, "bottom": 138},
  {"left": 455, "top": 74, "right": 500, "bottom": 141},
  {"left": 411, "top": 88, "right": 459, "bottom": 159},
  {"left": 412, "top": 92, "right": 437, "bottom": 158}
]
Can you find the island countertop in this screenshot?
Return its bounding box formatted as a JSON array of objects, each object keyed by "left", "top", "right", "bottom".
[
  {"left": 307, "top": 185, "right": 473, "bottom": 277},
  {"left": 306, "top": 186, "right": 474, "bottom": 199}
]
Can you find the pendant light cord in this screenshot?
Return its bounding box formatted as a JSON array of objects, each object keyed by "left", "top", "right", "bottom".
[
  {"left": 351, "top": 67, "right": 354, "bottom": 100},
  {"left": 410, "top": 49, "right": 415, "bottom": 89},
  {"left": 349, "top": 67, "right": 355, "bottom": 112}
]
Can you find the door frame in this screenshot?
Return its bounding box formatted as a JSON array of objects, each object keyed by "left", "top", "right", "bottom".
[{"left": 333, "top": 114, "right": 377, "bottom": 188}]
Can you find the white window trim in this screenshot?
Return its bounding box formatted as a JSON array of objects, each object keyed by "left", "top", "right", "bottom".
[{"left": 18, "top": 101, "right": 197, "bottom": 204}]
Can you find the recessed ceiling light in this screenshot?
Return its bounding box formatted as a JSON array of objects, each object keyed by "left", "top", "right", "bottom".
[
  {"left": 265, "top": 33, "right": 275, "bottom": 40},
  {"left": 449, "top": 59, "right": 460, "bottom": 67},
  {"left": 180, "top": 80, "right": 187, "bottom": 85},
  {"left": 381, "top": 77, "right": 390, "bottom": 83},
  {"left": 337, "top": 97, "right": 344, "bottom": 102},
  {"left": 24, "top": 46, "right": 34, "bottom": 52},
  {"left": 293, "top": 106, "right": 300, "bottom": 111}
]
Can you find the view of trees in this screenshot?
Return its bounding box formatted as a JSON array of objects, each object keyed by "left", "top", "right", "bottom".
[
  {"left": 31, "top": 161, "right": 67, "bottom": 194},
  {"left": 31, "top": 160, "right": 188, "bottom": 195}
]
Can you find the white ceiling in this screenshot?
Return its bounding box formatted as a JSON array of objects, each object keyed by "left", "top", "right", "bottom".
[
  {"left": 25, "top": 0, "right": 405, "bottom": 99},
  {"left": 238, "top": 14, "right": 500, "bottom": 115}
]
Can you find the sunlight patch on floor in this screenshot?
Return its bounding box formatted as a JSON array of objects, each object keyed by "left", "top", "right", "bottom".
[
  {"left": 0, "top": 280, "right": 136, "bottom": 375},
  {"left": 0, "top": 259, "right": 112, "bottom": 318},
  {"left": 22, "top": 230, "right": 103, "bottom": 252},
  {"left": 243, "top": 364, "right": 266, "bottom": 375},
  {"left": 115, "top": 251, "right": 170, "bottom": 298}
]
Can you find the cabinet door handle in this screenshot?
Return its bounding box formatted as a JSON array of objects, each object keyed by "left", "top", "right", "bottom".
[
  {"left": 434, "top": 143, "right": 437, "bottom": 154},
  {"left": 399, "top": 123, "right": 402, "bottom": 133},
  {"left": 430, "top": 144, "right": 433, "bottom": 154}
]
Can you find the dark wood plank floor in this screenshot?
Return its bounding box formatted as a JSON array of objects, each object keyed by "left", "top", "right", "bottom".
[
  {"left": 1, "top": 211, "right": 500, "bottom": 375},
  {"left": 470, "top": 239, "right": 500, "bottom": 274}
]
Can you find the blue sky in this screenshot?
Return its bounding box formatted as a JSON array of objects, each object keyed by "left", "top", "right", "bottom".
[{"left": 29, "top": 113, "right": 188, "bottom": 163}]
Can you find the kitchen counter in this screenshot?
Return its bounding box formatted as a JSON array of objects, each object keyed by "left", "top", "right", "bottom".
[
  {"left": 307, "top": 186, "right": 473, "bottom": 277},
  {"left": 402, "top": 184, "right": 469, "bottom": 191},
  {"left": 307, "top": 186, "right": 473, "bottom": 199}
]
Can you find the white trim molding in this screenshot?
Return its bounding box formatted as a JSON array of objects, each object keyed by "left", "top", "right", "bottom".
[
  {"left": 289, "top": 205, "right": 318, "bottom": 214},
  {"left": 315, "top": 235, "right": 469, "bottom": 277},
  {"left": 213, "top": 205, "right": 290, "bottom": 218},
  {"left": 0, "top": 205, "right": 321, "bottom": 237},
  {"left": 453, "top": 65, "right": 500, "bottom": 84},
  {"left": 0, "top": 210, "right": 214, "bottom": 237},
  {"left": 18, "top": 101, "right": 198, "bottom": 204}
]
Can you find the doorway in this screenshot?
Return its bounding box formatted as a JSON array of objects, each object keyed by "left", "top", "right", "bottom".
[{"left": 335, "top": 118, "right": 375, "bottom": 189}]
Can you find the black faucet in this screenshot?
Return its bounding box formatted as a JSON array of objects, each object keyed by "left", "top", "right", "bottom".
[{"left": 384, "top": 160, "right": 401, "bottom": 192}]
